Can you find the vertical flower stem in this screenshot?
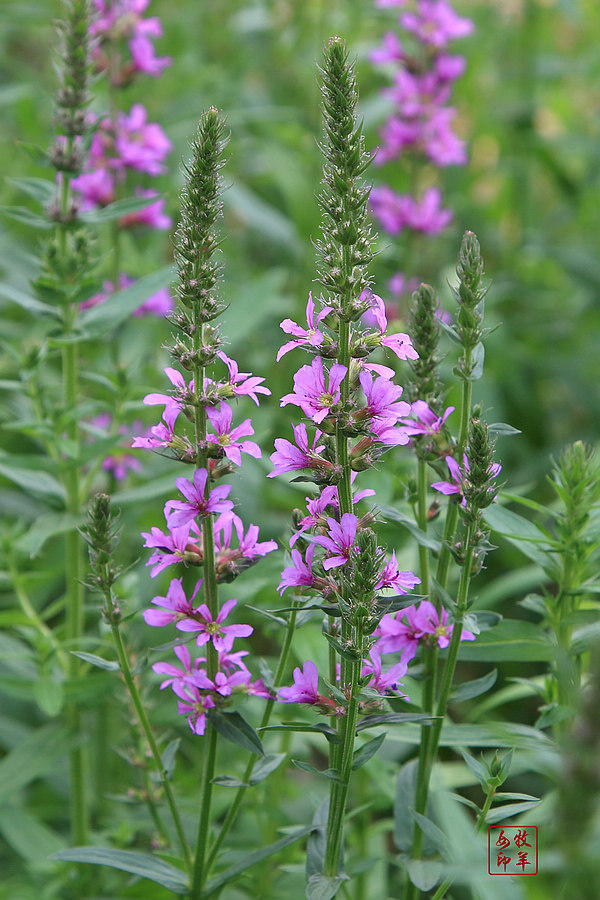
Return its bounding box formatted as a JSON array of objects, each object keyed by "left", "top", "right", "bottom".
[
  {"left": 407, "top": 527, "right": 474, "bottom": 900},
  {"left": 206, "top": 602, "right": 300, "bottom": 871},
  {"left": 107, "top": 617, "right": 192, "bottom": 870},
  {"left": 325, "top": 652, "right": 362, "bottom": 876}
]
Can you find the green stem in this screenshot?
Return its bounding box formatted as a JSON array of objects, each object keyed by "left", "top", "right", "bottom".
[
  {"left": 190, "top": 725, "right": 218, "bottom": 898},
  {"left": 416, "top": 458, "right": 431, "bottom": 597},
  {"left": 9, "top": 560, "right": 69, "bottom": 672},
  {"left": 205, "top": 603, "right": 300, "bottom": 872},
  {"left": 431, "top": 784, "right": 495, "bottom": 900},
  {"left": 407, "top": 526, "right": 474, "bottom": 900},
  {"left": 109, "top": 620, "right": 192, "bottom": 870},
  {"left": 325, "top": 656, "right": 361, "bottom": 876}
]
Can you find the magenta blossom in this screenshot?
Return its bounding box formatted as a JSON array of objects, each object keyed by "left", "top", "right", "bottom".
[
  {"left": 171, "top": 682, "right": 215, "bottom": 735},
  {"left": 114, "top": 103, "right": 172, "bottom": 175},
  {"left": 399, "top": 400, "right": 455, "bottom": 437},
  {"left": 152, "top": 643, "right": 203, "bottom": 689},
  {"left": 143, "top": 367, "right": 191, "bottom": 421},
  {"left": 132, "top": 404, "right": 179, "bottom": 450},
  {"left": 217, "top": 352, "right": 271, "bottom": 406},
  {"left": 277, "top": 544, "right": 319, "bottom": 594},
  {"left": 206, "top": 401, "right": 261, "bottom": 466},
  {"left": 289, "top": 480, "right": 375, "bottom": 547},
  {"left": 313, "top": 514, "right": 359, "bottom": 571},
  {"left": 142, "top": 516, "right": 202, "bottom": 577},
  {"left": 143, "top": 577, "right": 202, "bottom": 627},
  {"left": 176, "top": 598, "right": 253, "bottom": 652},
  {"left": 119, "top": 189, "right": 172, "bottom": 231},
  {"left": 431, "top": 454, "right": 502, "bottom": 506},
  {"left": 375, "top": 551, "right": 421, "bottom": 594},
  {"left": 363, "top": 289, "right": 419, "bottom": 360},
  {"left": 357, "top": 370, "right": 411, "bottom": 425},
  {"left": 276, "top": 291, "right": 333, "bottom": 361},
  {"left": 166, "top": 468, "right": 234, "bottom": 528},
  {"left": 401, "top": 1, "right": 474, "bottom": 48},
  {"left": 361, "top": 650, "right": 409, "bottom": 696},
  {"left": 278, "top": 660, "right": 320, "bottom": 704},
  {"left": 268, "top": 422, "right": 328, "bottom": 478},
  {"left": 375, "top": 600, "right": 475, "bottom": 662},
  {"left": 81, "top": 273, "right": 173, "bottom": 318},
  {"left": 281, "top": 357, "right": 347, "bottom": 425}
]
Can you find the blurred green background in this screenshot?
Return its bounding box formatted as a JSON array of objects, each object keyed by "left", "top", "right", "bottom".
[{"left": 0, "top": 1, "right": 599, "bottom": 897}]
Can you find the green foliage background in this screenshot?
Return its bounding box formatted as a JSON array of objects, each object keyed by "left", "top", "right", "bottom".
[{"left": 0, "top": 1, "right": 599, "bottom": 898}]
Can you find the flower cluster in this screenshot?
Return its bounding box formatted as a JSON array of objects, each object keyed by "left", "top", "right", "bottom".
[
  {"left": 91, "top": 0, "right": 172, "bottom": 83},
  {"left": 144, "top": 581, "right": 270, "bottom": 736},
  {"left": 135, "top": 109, "right": 276, "bottom": 736},
  {"left": 369, "top": 0, "right": 474, "bottom": 307}
]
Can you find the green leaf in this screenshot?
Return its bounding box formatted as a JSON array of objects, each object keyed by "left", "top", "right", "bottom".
[
  {"left": 0, "top": 457, "right": 65, "bottom": 502},
  {"left": 488, "top": 423, "right": 522, "bottom": 436},
  {"left": 0, "top": 281, "right": 60, "bottom": 318},
  {"left": 404, "top": 858, "right": 443, "bottom": 892},
  {"left": 323, "top": 632, "right": 361, "bottom": 662},
  {"left": 379, "top": 506, "right": 442, "bottom": 551},
  {"left": 0, "top": 804, "right": 65, "bottom": 866},
  {"left": 450, "top": 669, "right": 497, "bottom": 704},
  {"left": 456, "top": 619, "right": 554, "bottom": 662},
  {"left": 207, "top": 709, "right": 264, "bottom": 756},
  {"left": 306, "top": 874, "right": 350, "bottom": 900},
  {"left": 572, "top": 621, "right": 600, "bottom": 654},
  {"left": 261, "top": 722, "right": 342, "bottom": 745},
  {"left": 486, "top": 800, "right": 541, "bottom": 824},
  {"left": 0, "top": 723, "right": 74, "bottom": 802},
  {"left": 352, "top": 732, "right": 386, "bottom": 770},
  {"left": 202, "top": 824, "right": 313, "bottom": 895},
  {"left": 483, "top": 505, "right": 554, "bottom": 567},
  {"left": 459, "top": 750, "right": 488, "bottom": 788},
  {"left": 8, "top": 176, "right": 56, "bottom": 206},
  {"left": 34, "top": 678, "right": 64, "bottom": 717},
  {"left": 79, "top": 266, "right": 174, "bottom": 338},
  {"left": 81, "top": 195, "right": 162, "bottom": 223},
  {"left": 356, "top": 712, "right": 435, "bottom": 731},
  {"left": 410, "top": 811, "right": 450, "bottom": 857},
  {"left": 395, "top": 761, "right": 434, "bottom": 854},
  {"left": 70, "top": 652, "right": 120, "bottom": 671},
  {"left": 16, "top": 512, "right": 81, "bottom": 557},
  {"left": 250, "top": 752, "right": 286, "bottom": 785},
  {"left": 161, "top": 738, "right": 181, "bottom": 781},
  {"left": 51, "top": 847, "right": 188, "bottom": 892},
  {"left": 212, "top": 774, "right": 248, "bottom": 788},
  {"left": 0, "top": 205, "right": 53, "bottom": 229},
  {"left": 292, "top": 760, "right": 344, "bottom": 783}
]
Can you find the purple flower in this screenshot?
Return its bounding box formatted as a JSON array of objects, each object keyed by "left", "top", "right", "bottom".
[
  {"left": 166, "top": 468, "right": 235, "bottom": 528},
  {"left": 289, "top": 480, "right": 375, "bottom": 548},
  {"left": 119, "top": 189, "right": 173, "bottom": 231},
  {"left": 217, "top": 352, "right": 271, "bottom": 405},
  {"left": 81, "top": 273, "right": 173, "bottom": 318},
  {"left": 114, "top": 104, "right": 172, "bottom": 175},
  {"left": 399, "top": 400, "right": 455, "bottom": 437},
  {"left": 358, "top": 370, "right": 411, "bottom": 425},
  {"left": 176, "top": 598, "right": 253, "bottom": 652},
  {"left": 206, "top": 402, "right": 261, "bottom": 466},
  {"left": 214, "top": 513, "right": 278, "bottom": 577},
  {"left": 143, "top": 367, "right": 191, "bottom": 421},
  {"left": 276, "top": 292, "right": 333, "bottom": 361},
  {"left": 143, "top": 577, "right": 202, "bottom": 627},
  {"left": 361, "top": 649, "right": 409, "bottom": 696},
  {"left": 375, "top": 551, "right": 421, "bottom": 594},
  {"left": 277, "top": 544, "right": 319, "bottom": 594},
  {"left": 132, "top": 404, "right": 179, "bottom": 450},
  {"left": 152, "top": 643, "right": 203, "bottom": 689},
  {"left": 71, "top": 167, "right": 115, "bottom": 208},
  {"left": 278, "top": 660, "right": 320, "bottom": 704},
  {"left": 268, "top": 422, "right": 329, "bottom": 478},
  {"left": 281, "top": 357, "right": 347, "bottom": 424},
  {"left": 401, "top": 1, "right": 474, "bottom": 49},
  {"left": 313, "top": 514, "right": 359, "bottom": 571},
  {"left": 375, "top": 600, "right": 475, "bottom": 661},
  {"left": 431, "top": 454, "right": 502, "bottom": 506},
  {"left": 172, "top": 682, "right": 215, "bottom": 735},
  {"left": 364, "top": 290, "right": 419, "bottom": 360},
  {"left": 142, "top": 517, "right": 202, "bottom": 577}
]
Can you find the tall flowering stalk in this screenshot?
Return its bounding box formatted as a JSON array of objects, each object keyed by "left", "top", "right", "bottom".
[
  {"left": 46, "top": 0, "right": 95, "bottom": 845},
  {"left": 369, "top": 0, "right": 474, "bottom": 307},
  {"left": 133, "top": 108, "right": 275, "bottom": 897},
  {"left": 268, "top": 39, "right": 453, "bottom": 893}
]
